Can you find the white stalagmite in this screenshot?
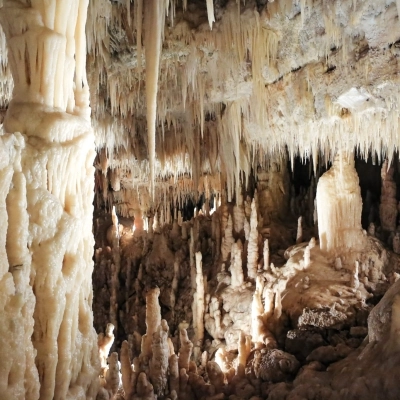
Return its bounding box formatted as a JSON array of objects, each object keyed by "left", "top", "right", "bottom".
[
  {"left": 251, "top": 276, "right": 265, "bottom": 346},
  {"left": 110, "top": 207, "right": 121, "bottom": 333},
  {"left": 237, "top": 331, "right": 252, "bottom": 370},
  {"left": 144, "top": 0, "right": 165, "bottom": 198},
  {"left": 303, "top": 245, "right": 311, "bottom": 269},
  {"left": 230, "top": 240, "right": 244, "bottom": 287},
  {"left": 98, "top": 323, "right": 115, "bottom": 369},
  {"left": 194, "top": 251, "right": 205, "bottom": 354},
  {"left": 316, "top": 152, "right": 364, "bottom": 253},
  {"left": 296, "top": 216, "right": 303, "bottom": 244},
  {"left": 141, "top": 287, "right": 162, "bottom": 359},
  {"left": 263, "top": 239, "right": 270, "bottom": 271},
  {"left": 352, "top": 261, "right": 360, "bottom": 289},
  {"left": 247, "top": 199, "right": 259, "bottom": 279},
  {"left": 0, "top": 1, "right": 99, "bottom": 399}
]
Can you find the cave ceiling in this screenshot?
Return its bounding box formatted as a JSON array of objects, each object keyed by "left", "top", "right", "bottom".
[{"left": 1, "top": 0, "right": 400, "bottom": 212}]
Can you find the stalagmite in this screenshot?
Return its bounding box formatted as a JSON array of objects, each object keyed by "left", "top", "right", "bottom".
[
  {"left": 230, "top": 240, "right": 244, "bottom": 287},
  {"left": 296, "top": 216, "right": 303, "bottom": 244},
  {"left": 142, "top": 287, "right": 162, "bottom": 359},
  {"left": 247, "top": 199, "right": 259, "bottom": 279},
  {"left": 169, "top": 354, "right": 180, "bottom": 396},
  {"left": 379, "top": 160, "right": 397, "bottom": 232},
  {"left": 98, "top": 323, "right": 115, "bottom": 369},
  {"left": 237, "top": 331, "right": 252, "bottom": 369},
  {"left": 105, "top": 352, "right": 121, "bottom": 396},
  {"left": 351, "top": 261, "right": 360, "bottom": 289},
  {"left": 149, "top": 320, "right": 169, "bottom": 397},
  {"left": 251, "top": 277, "right": 265, "bottom": 346},
  {"left": 135, "top": 373, "right": 155, "bottom": 400},
  {"left": 193, "top": 252, "right": 205, "bottom": 355},
  {"left": 368, "top": 223, "right": 376, "bottom": 237},
  {"left": 120, "top": 341, "right": 136, "bottom": 400},
  {"left": 316, "top": 153, "right": 364, "bottom": 253},
  {"left": 303, "top": 245, "right": 311, "bottom": 268},
  {"left": 110, "top": 207, "right": 121, "bottom": 333},
  {"left": 263, "top": 239, "right": 270, "bottom": 271},
  {"left": 0, "top": 1, "right": 99, "bottom": 398},
  {"left": 178, "top": 329, "right": 193, "bottom": 371},
  {"left": 221, "top": 214, "right": 234, "bottom": 262}
]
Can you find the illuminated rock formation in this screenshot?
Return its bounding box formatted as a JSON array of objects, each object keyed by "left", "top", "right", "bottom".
[
  {"left": 316, "top": 152, "right": 365, "bottom": 254},
  {"left": 0, "top": 1, "right": 99, "bottom": 399},
  {"left": 1, "top": 0, "right": 400, "bottom": 399}
]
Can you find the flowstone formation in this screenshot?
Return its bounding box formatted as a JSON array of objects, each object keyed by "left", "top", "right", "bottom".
[{"left": 94, "top": 155, "right": 400, "bottom": 400}]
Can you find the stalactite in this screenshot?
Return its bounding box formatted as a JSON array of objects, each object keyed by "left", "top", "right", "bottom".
[
  {"left": 206, "top": 0, "right": 215, "bottom": 29},
  {"left": 144, "top": 0, "right": 165, "bottom": 198}
]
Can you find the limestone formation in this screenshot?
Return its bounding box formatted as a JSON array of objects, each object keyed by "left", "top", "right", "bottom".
[{"left": 1, "top": 1, "right": 400, "bottom": 399}]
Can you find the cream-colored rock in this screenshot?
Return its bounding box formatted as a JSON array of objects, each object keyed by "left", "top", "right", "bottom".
[
  {"left": 149, "top": 320, "right": 169, "bottom": 397},
  {"left": 0, "top": 1, "right": 99, "bottom": 398},
  {"left": 141, "top": 287, "right": 162, "bottom": 359},
  {"left": 178, "top": 329, "right": 193, "bottom": 371},
  {"left": 221, "top": 215, "right": 234, "bottom": 262},
  {"left": 316, "top": 153, "right": 365, "bottom": 254},
  {"left": 230, "top": 240, "right": 244, "bottom": 288},
  {"left": 98, "top": 324, "right": 115, "bottom": 369},
  {"left": 247, "top": 199, "right": 259, "bottom": 279},
  {"left": 193, "top": 251, "right": 205, "bottom": 353},
  {"left": 105, "top": 352, "right": 120, "bottom": 396}
]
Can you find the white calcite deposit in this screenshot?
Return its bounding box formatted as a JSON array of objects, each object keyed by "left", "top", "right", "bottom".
[{"left": 2, "top": 0, "right": 400, "bottom": 400}]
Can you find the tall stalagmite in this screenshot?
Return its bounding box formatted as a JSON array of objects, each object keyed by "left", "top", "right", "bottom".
[
  {"left": 316, "top": 152, "right": 364, "bottom": 254},
  {"left": 0, "top": 1, "right": 99, "bottom": 399}
]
